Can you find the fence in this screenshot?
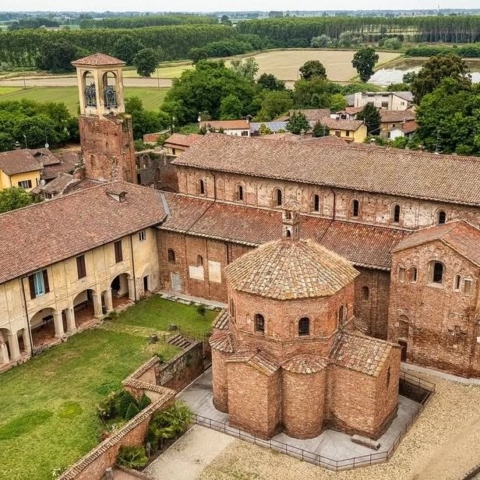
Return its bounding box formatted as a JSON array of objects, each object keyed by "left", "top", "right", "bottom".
[{"left": 193, "top": 371, "right": 435, "bottom": 472}]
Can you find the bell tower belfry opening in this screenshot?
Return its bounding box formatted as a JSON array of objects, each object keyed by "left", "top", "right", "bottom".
[{"left": 71, "top": 53, "right": 136, "bottom": 184}]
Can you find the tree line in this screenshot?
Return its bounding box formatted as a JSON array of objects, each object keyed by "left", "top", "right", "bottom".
[
  {"left": 79, "top": 14, "right": 217, "bottom": 29},
  {"left": 0, "top": 25, "right": 236, "bottom": 67},
  {"left": 236, "top": 16, "right": 480, "bottom": 45},
  {"left": 406, "top": 44, "right": 480, "bottom": 58}
]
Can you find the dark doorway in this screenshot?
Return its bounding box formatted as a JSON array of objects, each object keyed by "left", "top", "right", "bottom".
[
  {"left": 398, "top": 339, "right": 407, "bottom": 362},
  {"left": 143, "top": 275, "right": 149, "bottom": 292},
  {"left": 112, "top": 276, "right": 121, "bottom": 292}
]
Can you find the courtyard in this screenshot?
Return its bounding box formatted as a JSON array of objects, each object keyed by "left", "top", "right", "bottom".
[{"left": 0, "top": 296, "right": 216, "bottom": 480}]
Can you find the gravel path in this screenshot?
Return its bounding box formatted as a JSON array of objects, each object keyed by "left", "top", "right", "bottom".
[
  {"left": 0, "top": 77, "right": 172, "bottom": 88},
  {"left": 199, "top": 373, "right": 480, "bottom": 480}
]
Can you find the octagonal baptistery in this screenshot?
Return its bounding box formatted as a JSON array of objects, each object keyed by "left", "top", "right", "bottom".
[{"left": 209, "top": 210, "right": 401, "bottom": 440}]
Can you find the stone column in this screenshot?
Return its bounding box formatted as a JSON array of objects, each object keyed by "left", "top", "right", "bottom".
[
  {"left": 54, "top": 311, "right": 64, "bottom": 338},
  {"left": 0, "top": 341, "right": 9, "bottom": 364},
  {"left": 128, "top": 277, "right": 136, "bottom": 302},
  {"left": 92, "top": 292, "right": 103, "bottom": 318},
  {"left": 104, "top": 288, "right": 114, "bottom": 313},
  {"left": 23, "top": 329, "right": 32, "bottom": 355},
  {"left": 7, "top": 333, "right": 21, "bottom": 361},
  {"left": 66, "top": 307, "right": 77, "bottom": 333}
]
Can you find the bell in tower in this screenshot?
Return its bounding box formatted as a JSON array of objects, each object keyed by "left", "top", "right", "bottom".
[{"left": 71, "top": 53, "right": 136, "bottom": 184}]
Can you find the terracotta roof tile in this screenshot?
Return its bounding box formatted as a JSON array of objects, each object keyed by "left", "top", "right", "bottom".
[
  {"left": 160, "top": 194, "right": 410, "bottom": 270},
  {"left": 42, "top": 151, "right": 81, "bottom": 180},
  {"left": 261, "top": 133, "right": 347, "bottom": 145},
  {"left": 29, "top": 148, "right": 60, "bottom": 166},
  {"left": 227, "top": 351, "right": 279, "bottom": 376},
  {"left": 224, "top": 239, "right": 359, "bottom": 300},
  {"left": 213, "top": 309, "right": 229, "bottom": 330},
  {"left": 331, "top": 332, "right": 396, "bottom": 376},
  {"left": 0, "top": 182, "right": 167, "bottom": 284},
  {"left": 173, "top": 135, "right": 480, "bottom": 206},
  {"left": 209, "top": 331, "right": 235, "bottom": 353},
  {"left": 72, "top": 53, "right": 125, "bottom": 66},
  {"left": 282, "top": 355, "right": 327, "bottom": 374},
  {"left": 0, "top": 149, "right": 42, "bottom": 175},
  {"left": 286, "top": 109, "right": 331, "bottom": 122},
  {"left": 200, "top": 120, "right": 250, "bottom": 130},
  {"left": 164, "top": 133, "right": 202, "bottom": 149},
  {"left": 318, "top": 118, "right": 364, "bottom": 131},
  {"left": 393, "top": 221, "right": 480, "bottom": 266},
  {"left": 380, "top": 109, "right": 416, "bottom": 123}
]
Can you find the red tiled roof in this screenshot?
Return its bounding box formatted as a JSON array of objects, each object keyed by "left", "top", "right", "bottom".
[
  {"left": 72, "top": 53, "right": 125, "bottom": 67},
  {"left": 164, "top": 133, "right": 202, "bottom": 148},
  {"left": 331, "top": 332, "right": 397, "bottom": 377},
  {"left": 393, "top": 221, "right": 480, "bottom": 266},
  {"left": 160, "top": 194, "right": 410, "bottom": 270},
  {"left": 0, "top": 182, "right": 167, "bottom": 284},
  {"left": 227, "top": 351, "right": 279, "bottom": 376},
  {"left": 401, "top": 121, "right": 418, "bottom": 134},
  {"left": 29, "top": 148, "right": 60, "bottom": 166},
  {"left": 380, "top": 109, "right": 416, "bottom": 124},
  {"left": 319, "top": 118, "right": 365, "bottom": 132},
  {"left": 209, "top": 331, "right": 235, "bottom": 352},
  {"left": 224, "top": 239, "right": 359, "bottom": 300},
  {"left": 261, "top": 133, "right": 347, "bottom": 145},
  {"left": 0, "top": 149, "right": 42, "bottom": 175},
  {"left": 200, "top": 120, "right": 250, "bottom": 130},
  {"left": 282, "top": 355, "right": 327, "bottom": 374},
  {"left": 42, "top": 151, "right": 81, "bottom": 180},
  {"left": 173, "top": 135, "right": 480, "bottom": 206},
  {"left": 213, "top": 310, "right": 229, "bottom": 330}
]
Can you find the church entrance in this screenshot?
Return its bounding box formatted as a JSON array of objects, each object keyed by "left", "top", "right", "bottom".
[{"left": 398, "top": 339, "right": 408, "bottom": 361}]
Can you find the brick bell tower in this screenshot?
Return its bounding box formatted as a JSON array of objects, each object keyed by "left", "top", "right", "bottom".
[{"left": 72, "top": 53, "right": 137, "bottom": 184}]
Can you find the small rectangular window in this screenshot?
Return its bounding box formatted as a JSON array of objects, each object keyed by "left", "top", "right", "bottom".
[
  {"left": 454, "top": 275, "right": 461, "bottom": 291},
  {"left": 114, "top": 240, "right": 123, "bottom": 263},
  {"left": 399, "top": 267, "right": 406, "bottom": 282},
  {"left": 28, "top": 269, "right": 49, "bottom": 299},
  {"left": 464, "top": 279, "right": 472, "bottom": 295},
  {"left": 18, "top": 180, "right": 32, "bottom": 189},
  {"left": 138, "top": 230, "right": 146, "bottom": 242},
  {"left": 76, "top": 255, "right": 86, "bottom": 279}
]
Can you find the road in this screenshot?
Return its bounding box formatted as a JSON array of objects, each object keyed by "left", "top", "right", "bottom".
[{"left": 0, "top": 76, "right": 173, "bottom": 88}]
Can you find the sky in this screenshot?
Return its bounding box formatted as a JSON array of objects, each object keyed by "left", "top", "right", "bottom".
[{"left": 2, "top": 1, "right": 480, "bottom": 12}]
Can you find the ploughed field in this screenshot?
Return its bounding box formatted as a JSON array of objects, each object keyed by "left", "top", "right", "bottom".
[{"left": 0, "top": 297, "right": 215, "bottom": 480}]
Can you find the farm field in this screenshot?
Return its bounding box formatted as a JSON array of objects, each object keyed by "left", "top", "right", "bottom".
[
  {"left": 0, "top": 86, "right": 170, "bottom": 114},
  {"left": 0, "top": 296, "right": 215, "bottom": 480},
  {"left": 123, "top": 62, "right": 194, "bottom": 79}
]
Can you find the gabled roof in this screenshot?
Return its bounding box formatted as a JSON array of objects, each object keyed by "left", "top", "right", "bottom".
[
  {"left": 279, "top": 109, "right": 331, "bottom": 122},
  {"left": 224, "top": 238, "right": 359, "bottom": 300},
  {"left": 29, "top": 148, "right": 60, "bottom": 166},
  {"left": 317, "top": 118, "right": 365, "bottom": 132},
  {"left": 227, "top": 351, "right": 279, "bottom": 376},
  {"left": 164, "top": 133, "right": 202, "bottom": 148},
  {"left": 173, "top": 135, "right": 480, "bottom": 207},
  {"left": 0, "top": 149, "right": 43, "bottom": 175},
  {"left": 0, "top": 182, "right": 167, "bottom": 284},
  {"left": 71, "top": 53, "right": 126, "bottom": 67},
  {"left": 380, "top": 109, "right": 416, "bottom": 124},
  {"left": 393, "top": 221, "right": 480, "bottom": 266},
  {"left": 200, "top": 120, "right": 249, "bottom": 130}
]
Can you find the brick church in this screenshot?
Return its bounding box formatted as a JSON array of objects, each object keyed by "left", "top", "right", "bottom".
[{"left": 2, "top": 52, "right": 480, "bottom": 385}]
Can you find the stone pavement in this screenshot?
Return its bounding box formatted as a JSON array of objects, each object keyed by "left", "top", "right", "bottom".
[
  {"left": 177, "top": 369, "right": 421, "bottom": 464},
  {"left": 158, "top": 290, "right": 227, "bottom": 309},
  {"left": 402, "top": 361, "right": 480, "bottom": 385}
]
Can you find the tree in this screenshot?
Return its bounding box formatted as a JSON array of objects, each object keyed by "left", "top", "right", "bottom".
[
  {"left": 113, "top": 35, "right": 145, "bottom": 65},
  {"left": 125, "top": 96, "right": 170, "bottom": 139},
  {"left": 0, "top": 133, "right": 15, "bottom": 152},
  {"left": 352, "top": 47, "right": 379, "bottom": 83},
  {"left": 311, "top": 35, "right": 331, "bottom": 48},
  {"left": 220, "top": 14, "right": 232, "bottom": 26},
  {"left": 0, "top": 187, "right": 33, "bottom": 213},
  {"left": 35, "top": 40, "right": 78, "bottom": 73},
  {"left": 133, "top": 48, "right": 158, "bottom": 78},
  {"left": 257, "top": 73, "right": 285, "bottom": 91},
  {"left": 230, "top": 57, "right": 259, "bottom": 81},
  {"left": 382, "top": 37, "right": 402, "bottom": 50},
  {"left": 220, "top": 94, "right": 243, "bottom": 120},
  {"left": 258, "top": 124, "right": 273, "bottom": 136},
  {"left": 299, "top": 60, "right": 327, "bottom": 80},
  {"left": 293, "top": 78, "right": 332, "bottom": 109},
  {"left": 286, "top": 111, "right": 310, "bottom": 135},
  {"left": 312, "top": 121, "right": 329, "bottom": 137},
  {"left": 356, "top": 104, "right": 381, "bottom": 135},
  {"left": 330, "top": 93, "right": 347, "bottom": 112},
  {"left": 411, "top": 54, "right": 472, "bottom": 104},
  {"left": 257, "top": 91, "right": 293, "bottom": 121}
]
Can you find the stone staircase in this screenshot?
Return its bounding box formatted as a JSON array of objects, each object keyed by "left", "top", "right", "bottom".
[{"left": 167, "top": 334, "right": 193, "bottom": 350}]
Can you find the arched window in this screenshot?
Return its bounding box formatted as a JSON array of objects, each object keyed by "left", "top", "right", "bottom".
[
  {"left": 438, "top": 210, "right": 446, "bottom": 224},
  {"left": 393, "top": 205, "right": 401, "bottom": 223},
  {"left": 338, "top": 305, "right": 345, "bottom": 325},
  {"left": 409, "top": 267, "right": 418, "bottom": 283},
  {"left": 197, "top": 255, "right": 204, "bottom": 267},
  {"left": 167, "top": 249, "right": 175, "bottom": 264},
  {"left": 274, "top": 188, "right": 282, "bottom": 207},
  {"left": 199, "top": 179, "right": 205, "bottom": 195},
  {"left": 230, "top": 299, "right": 235, "bottom": 318},
  {"left": 298, "top": 317, "right": 310, "bottom": 336},
  {"left": 430, "top": 261, "right": 444, "bottom": 284},
  {"left": 236, "top": 185, "right": 244, "bottom": 201},
  {"left": 352, "top": 199, "right": 359, "bottom": 217},
  {"left": 254, "top": 314, "right": 265, "bottom": 333},
  {"left": 362, "top": 286, "right": 369, "bottom": 301},
  {"left": 313, "top": 194, "right": 320, "bottom": 212},
  {"left": 286, "top": 229, "right": 292, "bottom": 238}
]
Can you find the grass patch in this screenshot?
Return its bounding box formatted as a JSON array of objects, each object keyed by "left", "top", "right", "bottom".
[
  {"left": 0, "top": 86, "right": 169, "bottom": 114},
  {"left": 0, "top": 296, "right": 210, "bottom": 480},
  {"left": 123, "top": 63, "right": 193, "bottom": 79}
]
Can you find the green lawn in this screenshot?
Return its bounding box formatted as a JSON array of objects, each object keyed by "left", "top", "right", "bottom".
[
  {"left": 0, "top": 297, "right": 214, "bottom": 480},
  {"left": 0, "top": 86, "right": 169, "bottom": 114},
  {"left": 123, "top": 62, "right": 193, "bottom": 79}
]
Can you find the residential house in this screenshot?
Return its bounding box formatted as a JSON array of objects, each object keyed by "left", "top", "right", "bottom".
[
  {"left": 200, "top": 120, "right": 251, "bottom": 137},
  {"left": 353, "top": 92, "right": 413, "bottom": 111},
  {"left": 388, "top": 121, "right": 418, "bottom": 141},
  {"left": 315, "top": 118, "right": 367, "bottom": 143},
  {"left": 163, "top": 133, "right": 202, "bottom": 156},
  {"left": 380, "top": 110, "right": 416, "bottom": 139},
  {"left": 0, "top": 149, "right": 42, "bottom": 191},
  {"left": 277, "top": 109, "right": 331, "bottom": 123}
]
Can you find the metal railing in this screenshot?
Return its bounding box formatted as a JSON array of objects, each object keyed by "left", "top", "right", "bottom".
[{"left": 192, "top": 372, "right": 435, "bottom": 472}]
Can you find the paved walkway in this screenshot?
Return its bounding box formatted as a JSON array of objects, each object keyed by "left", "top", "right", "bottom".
[
  {"left": 402, "top": 362, "right": 480, "bottom": 385},
  {"left": 178, "top": 369, "right": 421, "bottom": 464},
  {"left": 158, "top": 291, "right": 227, "bottom": 309}
]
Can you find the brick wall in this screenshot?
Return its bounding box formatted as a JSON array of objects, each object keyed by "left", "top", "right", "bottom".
[{"left": 211, "top": 348, "right": 229, "bottom": 412}]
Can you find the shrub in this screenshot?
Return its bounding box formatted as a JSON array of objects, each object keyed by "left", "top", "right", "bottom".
[
  {"left": 116, "top": 445, "right": 149, "bottom": 470},
  {"left": 125, "top": 402, "right": 141, "bottom": 421},
  {"left": 118, "top": 391, "right": 139, "bottom": 419},
  {"left": 96, "top": 390, "right": 124, "bottom": 421},
  {"left": 138, "top": 394, "right": 152, "bottom": 410}
]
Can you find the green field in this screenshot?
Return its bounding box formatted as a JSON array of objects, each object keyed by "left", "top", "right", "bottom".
[
  {"left": 123, "top": 63, "right": 194, "bottom": 79},
  {"left": 0, "top": 296, "right": 215, "bottom": 480},
  {"left": 0, "top": 86, "right": 169, "bottom": 114}
]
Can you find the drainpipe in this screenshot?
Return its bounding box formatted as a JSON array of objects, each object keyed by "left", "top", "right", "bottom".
[
  {"left": 20, "top": 277, "right": 34, "bottom": 356},
  {"left": 129, "top": 234, "right": 137, "bottom": 301}
]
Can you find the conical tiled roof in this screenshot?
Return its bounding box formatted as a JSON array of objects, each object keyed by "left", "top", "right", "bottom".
[
  {"left": 71, "top": 53, "right": 126, "bottom": 67},
  {"left": 224, "top": 239, "right": 359, "bottom": 300}
]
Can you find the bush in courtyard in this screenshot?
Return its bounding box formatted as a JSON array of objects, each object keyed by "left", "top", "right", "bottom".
[
  {"left": 116, "top": 445, "right": 149, "bottom": 470},
  {"left": 96, "top": 390, "right": 125, "bottom": 421},
  {"left": 138, "top": 394, "right": 152, "bottom": 410},
  {"left": 97, "top": 389, "right": 151, "bottom": 422},
  {"left": 125, "top": 402, "right": 141, "bottom": 421},
  {"left": 118, "top": 391, "right": 139, "bottom": 419}
]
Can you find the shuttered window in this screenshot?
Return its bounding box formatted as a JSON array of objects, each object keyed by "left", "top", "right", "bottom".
[
  {"left": 114, "top": 241, "right": 123, "bottom": 263},
  {"left": 77, "top": 255, "right": 86, "bottom": 279}
]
